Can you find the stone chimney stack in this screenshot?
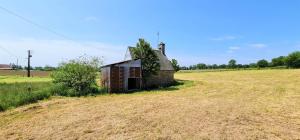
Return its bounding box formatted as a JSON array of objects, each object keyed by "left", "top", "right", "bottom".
[{"left": 158, "top": 42, "right": 166, "bottom": 56}]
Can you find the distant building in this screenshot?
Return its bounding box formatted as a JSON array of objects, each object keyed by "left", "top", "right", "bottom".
[
  {"left": 101, "top": 42, "right": 175, "bottom": 93},
  {"left": 0, "top": 64, "right": 12, "bottom": 70}
]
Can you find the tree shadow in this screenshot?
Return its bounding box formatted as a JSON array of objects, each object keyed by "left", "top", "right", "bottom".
[{"left": 123, "top": 79, "right": 194, "bottom": 94}]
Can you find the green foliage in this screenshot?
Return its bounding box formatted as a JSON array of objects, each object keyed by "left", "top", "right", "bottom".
[
  {"left": 171, "top": 59, "right": 180, "bottom": 72},
  {"left": 228, "top": 59, "right": 237, "bottom": 69},
  {"left": 11, "top": 64, "right": 23, "bottom": 70},
  {"left": 185, "top": 51, "right": 300, "bottom": 70},
  {"left": 196, "top": 63, "right": 206, "bottom": 69},
  {"left": 271, "top": 56, "right": 286, "bottom": 67},
  {"left": 32, "top": 65, "right": 57, "bottom": 71},
  {"left": 34, "top": 66, "right": 44, "bottom": 71},
  {"left": 257, "top": 59, "right": 269, "bottom": 68},
  {"left": 249, "top": 63, "right": 257, "bottom": 68},
  {"left": 131, "top": 38, "right": 160, "bottom": 84},
  {"left": 51, "top": 56, "right": 103, "bottom": 96},
  {"left": 43, "top": 65, "right": 57, "bottom": 71},
  {"left": 285, "top": 51, "right": 300, "bottom": 68},
  {"left": 0, "top": 82, "right": 51, "bottom": 111}
]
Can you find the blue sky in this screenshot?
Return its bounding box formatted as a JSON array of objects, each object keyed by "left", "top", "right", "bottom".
[{"left": 0, "top": 0, "right": 300, "bottom": 66}]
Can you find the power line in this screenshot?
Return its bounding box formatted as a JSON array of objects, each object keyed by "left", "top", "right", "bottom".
[
  {"left": 0, "top": 5, "right": 71, "bottom": 40},
  {"left": 0, "top": 5, "right": 106, "bottom": 59},
  {"left": 0, "top": 5, "right": 105, "bottom": 50},
  {"left": 0, "top": 45, "right": 18, "bottom": 58}
]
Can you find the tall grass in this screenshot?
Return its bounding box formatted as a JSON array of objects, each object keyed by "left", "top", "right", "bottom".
[{"left": 0, "top": 82, "right": 52, "bottom": 111}]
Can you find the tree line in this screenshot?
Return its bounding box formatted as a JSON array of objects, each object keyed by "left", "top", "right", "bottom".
[
  {"left": 10, "top": 64, "right": 57, "bottom": 71},
  {"left": 179, "top": 51, "right": 300, "bottom": 70}
]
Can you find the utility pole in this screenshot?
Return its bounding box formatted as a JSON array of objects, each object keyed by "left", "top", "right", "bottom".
[{"left": 27, "top": 50, "right": 32, "bottom": 77}]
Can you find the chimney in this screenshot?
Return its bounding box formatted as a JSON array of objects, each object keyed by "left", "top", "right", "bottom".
[{"left": 158, "top": 42, "right": 166, "bottom": 56}]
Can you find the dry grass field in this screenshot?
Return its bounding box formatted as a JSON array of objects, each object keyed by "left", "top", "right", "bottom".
[{"left": 0, "top": 69, "right": 300, "bottom": 139}]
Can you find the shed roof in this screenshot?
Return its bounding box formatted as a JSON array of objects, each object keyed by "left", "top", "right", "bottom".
[{"left": 101, "top": 59, "right": 141, "bottom": 68}]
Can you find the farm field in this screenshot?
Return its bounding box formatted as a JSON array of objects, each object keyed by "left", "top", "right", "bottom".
[
  {"left": 0, "top": 70, "right": 50, "bottom": 77},
  {"left": 0, "top": 76, "right": 51, "bottom": 83},
  {"left": 0, "top": 69, "right": 300, "bottom": 139},
  {"left": 0, "top": 76, "right": 52, "bottom": 111}
]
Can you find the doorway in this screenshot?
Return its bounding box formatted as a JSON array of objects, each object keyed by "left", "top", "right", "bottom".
[{"left": 128, "top": 78, "right": 140, "bottom": 90}]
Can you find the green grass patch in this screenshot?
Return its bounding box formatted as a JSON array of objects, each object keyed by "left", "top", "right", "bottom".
[
  {"left": 0, "top": 82, "right": 52, "bottom": 111},
  {"left": 0, "top": 76, "right": 51, "bottom": 84}
]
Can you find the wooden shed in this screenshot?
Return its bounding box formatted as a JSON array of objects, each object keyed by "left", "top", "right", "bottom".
[{"left": 101, "top": 59, "right": 142, "bottom": 93}]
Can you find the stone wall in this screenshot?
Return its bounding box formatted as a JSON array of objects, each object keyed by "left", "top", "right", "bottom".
[{"left": 145, "top": 70, "right": 175, "bottom": 88}]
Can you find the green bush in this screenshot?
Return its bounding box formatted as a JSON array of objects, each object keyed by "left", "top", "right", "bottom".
[
  {"left": 285, "top": 51, "right": 300, "bottom": 68},
  {"left": 271, "top": 56, "right": 286, "bottom": 67},
  {"left": 50, "top": 56, "right": 102, "bottom": 96},
  {"left": 171, "top": 59, "right": 180, "bottom": 72},
  {"left": 257, "top": 59, "right": 269, "bottom": 68}
]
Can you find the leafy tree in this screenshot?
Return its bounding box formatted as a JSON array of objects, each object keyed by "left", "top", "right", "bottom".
[
  {"left": 242, "top": 64, "right": 250, "bottom": 68},
  {"left": 212, "top": 64, "right": 218, "bottom": 69},
  {"left": 285, "top": 51, "right": 300, "bottom": 68},
  {"left": 257, "top": 59, "right": 269, "bottom": 68},
  {"left": 228, "top": 59, "right": 237, "bottom": 69},
  {"left": 11, "top": 64, "right": 23, "bottom": 70},
  {"left": 271, "top": 56, "right": 286, "bottom": 67},
  {"left": 237, "top": 64, "right": 243, "bottom": 69},
  {"left": 51, "top": 56, "right": 102, "bottom": 96},
  {"left": 34, "top": 66, "right": 44, "bottom": 71},
  {"left": 180, "top": 66, "right": 189, "bottom": 70},
  {"left": 196, "top": 63, "right": 206, "bottom": 69},
  {"left": 249, "top": 63, "right": 257, "bottom": 68},
  {"left": 44, "top": 65, "right": 56, "bottom": 71},
  {"left": 206, "top": 64, "right": 212, "bottom": 69},
  {"left": 219, "top": 64, "right": 227, "bottom": 69},
  {"left": 24, "top": 66, "right": 33, "bottom": 70},
  {"left": 131, "top": 39, "right": 160, "bottom": 86},
  {"left": 189, "top": 65, "right": 197, "bottom": 70},
  {"left": 171, "top": 59, "right": 180, "bottom": 72}
]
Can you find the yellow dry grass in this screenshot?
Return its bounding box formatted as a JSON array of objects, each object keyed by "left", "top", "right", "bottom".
[{"left": 0, "top": 69, "right": 300, "bottom": 139}]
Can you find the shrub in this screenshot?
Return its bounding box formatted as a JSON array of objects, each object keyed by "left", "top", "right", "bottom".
[
  {"left": 171, "top": 59, "right": 180, "bottom": 72},
  {"left": 271, "top": 56, "right": 286, "bottom": 67},
  {"left": 257, "top": 59, "right": 269, "bottom": 68},
  {"left": 50, "top": 56, "right": 102, "bottom": 96},
  {"left": 285, "top": 51, "right": 300, "bottom": 68}
]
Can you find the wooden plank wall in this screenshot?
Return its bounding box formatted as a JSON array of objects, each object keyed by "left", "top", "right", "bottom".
[
  {"left": 110, "top": 66, "right": 124, "bottom": 93},
  {"left": 129, "top": 67, "right": 141, "bottom": 78}
]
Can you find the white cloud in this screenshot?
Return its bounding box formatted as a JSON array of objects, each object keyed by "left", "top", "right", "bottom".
[
  {"left": 0, "top": 38, "right": 126, "bottom": 66},
  {"left": 210, "top": 35, "right": 238, "bottom": 41},
  {"left": 249, "top": 43, "right": 267, "bottom": 48},
  {"left": 84, "top": 16, "right": 98, "bottom": 22},
  {"left": 226, "top": 46, "right": 240, "bottom": 53}
]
